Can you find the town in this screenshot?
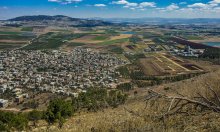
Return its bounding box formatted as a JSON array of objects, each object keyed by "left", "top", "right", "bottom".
[{"left": 0, "top": 48, "right": 127, "bottom": 108}]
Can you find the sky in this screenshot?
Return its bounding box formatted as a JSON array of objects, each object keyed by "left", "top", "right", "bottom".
[{"left": 0, "top": 0, "right": 220, "bottom": 19}]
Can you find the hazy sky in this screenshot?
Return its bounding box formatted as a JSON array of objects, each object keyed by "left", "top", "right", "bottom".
[{"left": 0, "top": 0, "right": 220, "bottom": 19}]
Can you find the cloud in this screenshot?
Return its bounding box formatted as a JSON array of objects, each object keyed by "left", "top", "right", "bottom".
[
  {"left": 187, "top": 0, "right": 220, "bottom": 10},
  {"left": 166, "top": 3, "right": 179, "bottom": 11},
  {"left": 187, "top": 3, "right": 208, "bottom": 8},
  {"left": 139, "top": 2, "right": 156, "bottom": 8},
  {"left": 126, "top": 2, "right": 138, "bottom": 7},
  {"left": 48, "top": 0, "right": 82, "bottom": 4},
  {"left": 112, "top": 0, "right": 128, "bottom": 5},
  {"left": 94, "top": 4, "right": 106, "bottom": 7},
  {"left": 179, "top": 2, "right": 187, "bottom": 5},
  {"left": 130, "top": 7, "right": 136, "bottom": 10},
  {"left": 209, "top": 0, "right": 220, "bottom": 4},
  {"left": 112, "top": 0, "right": 156, "bottom": 11}
]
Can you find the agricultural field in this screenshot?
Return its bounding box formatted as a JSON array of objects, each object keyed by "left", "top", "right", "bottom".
[
  {"left": 0, "top": 28, "right": 36, "bottom": 50},
  {"left": 71, "top": 33, "right": 131, "bottom": 44},
  {"left": 23, "top": 32, "right": 84, "bottom": 50},
  {"left": 139, "top": 53, "right": 205, "bottom": 76}
]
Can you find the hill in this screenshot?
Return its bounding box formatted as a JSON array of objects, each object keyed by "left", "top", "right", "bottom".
[
  {"left": 8, "top": 15, "right": 114, "bottom": 27},
  {"left": 30, "top": 69, "right": 220, "bottom": 132},
  {"left": 9, "top": 15, "right": 77, "bottom": 21},
  {"left": 92, "top": 17, "right": 220, "bottom": 24}
]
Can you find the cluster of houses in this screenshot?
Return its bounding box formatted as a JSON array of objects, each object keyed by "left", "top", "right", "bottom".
[
  {"left": 144, "top": 45, "right": 163, "bottom": 52},
  {"left": 169, "top": 45, "right": 204, "bottom": 57},
  {"left": 0, "top": 99, "right": 8, "bottom": 108},
  {"left": 0, "top": 48, "right": 127, "bottom": 108}
]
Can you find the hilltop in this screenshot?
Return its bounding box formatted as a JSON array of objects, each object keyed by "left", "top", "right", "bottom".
[{"left": 7, "top": 15, "right": 114, "bottom": 27}]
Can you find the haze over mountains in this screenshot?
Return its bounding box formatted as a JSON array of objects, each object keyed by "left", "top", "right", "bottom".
[
  {"left": 7, "top": 15, "right": 114, "bottom": 27},
  {"left": 91, "top": 17, "right": 220, "bottom": 25},
  {"left": 6, "top": 15, "right": 220, "bottom": 25}
]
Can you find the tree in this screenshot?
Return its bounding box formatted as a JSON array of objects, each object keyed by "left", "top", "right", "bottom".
[
  {"left": 28, "top": 110, "right": 43, "bottom": 127},
  {"left": 44, "top": 99, "right": 73, "bottom": 128},
  {"left": 0, "top": 111, "right": 28, "bottom": 131}
]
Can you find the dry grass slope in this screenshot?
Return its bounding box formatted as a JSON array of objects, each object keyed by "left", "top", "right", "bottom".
[{"left": 33, "top": 69, "right": 220, "bottom": 132}]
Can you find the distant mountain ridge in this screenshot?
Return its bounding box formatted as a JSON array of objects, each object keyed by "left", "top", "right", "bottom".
[
  {"left": 9, "top": 15, "right": 79, "bottom": 21},
  {"left": 7, "top": 15, "right": 220, "bottom": 25},
  {"left": 91, "top": 17, "right": 220, "bottom": 25},
  {"left": 8, "top": 15, "right": 114, "bottom": 27}
]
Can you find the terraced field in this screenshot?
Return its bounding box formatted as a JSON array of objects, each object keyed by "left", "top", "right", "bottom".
[{"left": 139, "top": 53, "right": 204, "bottom": 76}]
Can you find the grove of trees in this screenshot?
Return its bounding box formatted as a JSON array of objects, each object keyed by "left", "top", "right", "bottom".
[{"left": 0, "top": 88, "right": 128, "bottom": 131}]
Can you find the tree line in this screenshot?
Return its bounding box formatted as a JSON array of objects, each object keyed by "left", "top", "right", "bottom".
[{"left": 0, "top": 88, "right": 127, "bottom": 131}]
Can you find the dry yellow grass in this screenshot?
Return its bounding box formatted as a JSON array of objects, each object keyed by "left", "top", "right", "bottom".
[
  {"left": 31, "top": 69, "right": 220, "bottom": 132},
  {"left": 70, "top": 35, "right": 104, "bottom": 44},
  {"left": 71, "top": 34, "right": 132, "bottom": 44},
  {"left": 109, "top": 34, "right": 132, "bottom": 41},
  {"left": 191, "top": 37, "right": 220, "bottom": 43}
]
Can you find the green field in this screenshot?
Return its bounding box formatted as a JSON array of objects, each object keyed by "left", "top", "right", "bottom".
[
  {"left": 0, "top": 34, "right": 34, "bottom": 40},
  {"left": 66, "top": 42, "right": 86, "bottom": 47},
  {"left": 183, "top": 35, "right": 204, "bottom": 40},
  {"left": 92, "top": 35, "right": 109, "bottom": 41},
  {"left": 21, "top": 27, "right": 33, "bottom": 31},
  {"left": 23, "top": 32, "right": 84, "bottom": 50},
  {"left": 0, "top": 31, "right": 20, "bottom": 35},
  {"left": 109, "top": 46, "right": 124, "bottom": 54},
  {"left": 0, "top": 43, "right": 23, "bottom": 50}
]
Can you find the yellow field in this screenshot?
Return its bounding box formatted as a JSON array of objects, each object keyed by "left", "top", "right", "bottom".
[
  {"left": 71, "top": 34, "right": 132, "bottom": 44},
  {"left": 109, "top": 34, "right": 132, "bottom": 40}
]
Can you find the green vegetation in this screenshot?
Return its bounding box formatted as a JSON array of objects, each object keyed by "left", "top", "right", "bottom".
[
  {"left": 109, "top": 46, "right": 124, "bottom": 54},
  {"left": 72, "top": 88, "right": 127, "bottom": 111},
  {"left": 21, "top": 27, "right": 33, "bottom": 32},
  {"left": 199, "top": 48, "right": 220, "bottom": 64},
  {"left": 28, "top": 110, "right": 43, "bottom": 127},
  {"left": 184, "top": 35, "right": 203, "bottom": 40},
  {"left": 66, "top": 42, "right": 86, "bottom": 47},
  {"left": 0, "top": 42, "right": 24, "bottom": 45},
  {"left": 200, "top": 48, "right": 220, "bottom": 59},
  {"left": 117, "top": 83, "right": 133, "bottom": 92},
  {"left": 0, "top": 34, "right": 33, "bottom": 41},
  {"left": 129, "top": 35, "right": 142, "bottom": 44},
  {"left": 0, "top": 31, "right": 20, "bottom": 35},
  {"left": 105, "top": 29, "right": 119, "bottom": 36},
  {"left": 117, "top": 62, "right": 204, "bottom": 88},
  {"left": 116, "top": 66, "right": 130, "bottom": 78},
  {"left": 0, "top": 44, "right": 23, "bottom": 50},
  {"left": 0, "top": 111, "right": 28, "bottom": 131},
  {"left": 125, "top": 53, "right": 146, "bottom": 62},
  {"left": 0, "top": 42, "right": 25, "bottom": 50},
  {"left": 45, "top": 99, "right": 73, "bottom": 128},
  {"left": 131, "top": 71, "right": 204, "bottom": 87},
  {"left": 92, "top": 35, "right": 109, "bottom": 40},
  {"left": 23, "top": 32, "right": 84, "bottom": 50},
  {"left": 0, "top": 88, "right": 127, "bottom": 131},
  {"left": 142, "top": 32, "right": 161, "bottom": 39}
]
